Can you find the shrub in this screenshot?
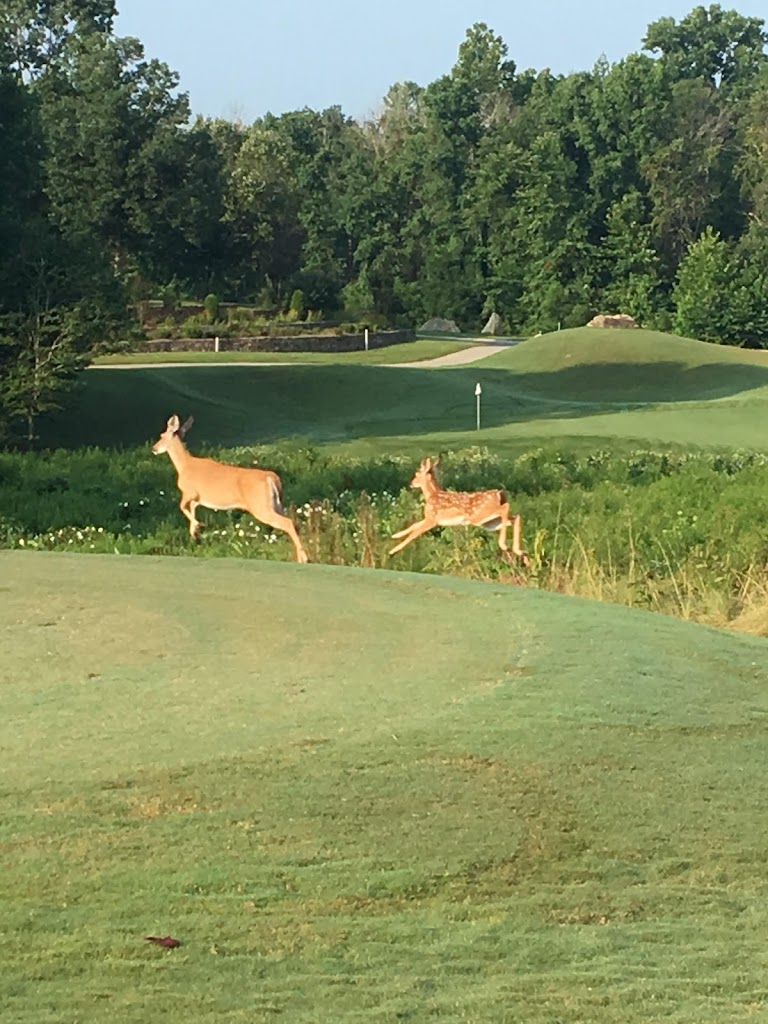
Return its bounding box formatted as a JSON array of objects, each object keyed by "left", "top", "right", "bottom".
[
  {"left": 289, "top": 289, "right": 306, "bottom": 320},
  {"left": 159, "top": 281, "right": 181, "bottom": 314},
  {"left": 147, "top": 316, "right": 179, "bottom": 340},
  {"left": 254, "top": 283, "right": 274, "bottom": 308},
  {"left": 342, "top": 276, "right": 376, "bottom": 319},
  {"left": 289, "top": 268, "right": 342, "bottom": 318},
  {"left": 181, "top": 314, "right": 205, "bottom": 339},
  {"left": 203, "top": 293, "right": 220, "bottom": 324}
]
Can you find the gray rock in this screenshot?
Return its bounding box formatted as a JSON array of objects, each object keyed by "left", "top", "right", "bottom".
[
  {"left": 482, "top": 311, "right": 505, "bottom": 335},
  {"left": 586, "top": 313, "right": 638, "bottom": 328},
  {"left": 420, "top": 317, "right": 461, "bottom": 334}
]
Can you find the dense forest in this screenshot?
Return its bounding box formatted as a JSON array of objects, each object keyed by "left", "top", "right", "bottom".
[{"left": 1, "top": 1, "right": 768, "bottom": 440}]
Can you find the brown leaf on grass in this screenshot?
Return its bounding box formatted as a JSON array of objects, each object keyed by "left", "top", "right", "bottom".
[{"left": 145, "top": 935, "right": 182, "bottom": 948}]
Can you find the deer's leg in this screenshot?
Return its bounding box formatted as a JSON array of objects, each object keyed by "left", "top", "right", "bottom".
[
  {"left": 509, "top": 512, "right": 530, "bottom": 567},
  {"left": 389, "top": 519, "right": 435, "bottom": 555},
  {"left": 257, "top": 509, "right": 309, "bottom": 564},
  {"left": 180, "top": 497, "right": 202, "bottom": 540},
  {"left": 497, "top": 503, "right": 511, "bottom": 552},
  {"left": 493, "top": 503, "right": 529, "bottom": 565},
  {"left": 391, "top": 517, "right": 428, "bottom": 540}
]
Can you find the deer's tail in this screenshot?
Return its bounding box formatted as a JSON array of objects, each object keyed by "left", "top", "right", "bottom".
[{"left": 268, "top": 474, "right": 285, "bottom": 514}]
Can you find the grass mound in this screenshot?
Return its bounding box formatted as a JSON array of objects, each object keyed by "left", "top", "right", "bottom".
[
  {"left": 3, "top": 550, "right": 768, "bottom": 1022},
  {"left": 486, "top": 327, "right": 768, "bottom": 402}
]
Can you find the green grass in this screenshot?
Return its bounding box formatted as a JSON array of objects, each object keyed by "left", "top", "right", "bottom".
[
  {"left": 3, "top": 550, "right": 768, "bottom": 1022},
  {"left": 93, "top": 338, "right": 477, "bottom": 366},
  {"left": 483, "top": 327, "right": 768, "bottom": 398},
  {"left": 6, "top": 444, "right": 768, "bottom": 634},
  {"left": 42, "top": 328, "right": 768, "bottom": 454}
]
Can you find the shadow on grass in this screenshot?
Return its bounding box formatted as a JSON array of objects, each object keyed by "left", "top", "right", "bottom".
[
  {"left": 497, "top": 359, "right": 768, "bottom": 404},
  {"left": 36, "top": 358, "right": 768, "bottom": 449}
]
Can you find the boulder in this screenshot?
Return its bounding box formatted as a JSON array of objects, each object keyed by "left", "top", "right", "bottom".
[
  {"left": 481, "top": 311, "right": 505, "bottom": 335},
  {"left": 586, "top": 313, "right": 638, "bottom": 329},
  {"left": 420, "top": 317, "right": 461, "bottom": 334}
]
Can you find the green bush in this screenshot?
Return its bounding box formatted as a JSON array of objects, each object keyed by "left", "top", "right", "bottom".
[
  {"left": 341, "top": 275, "right": 376, "bottom": 319},
  {"left": 147, "top": 316, "right": 180, "bottom": 340},
  {"left": 181, "top": 314, "right": 205, "bottom": 339},
  {"left": 289, "top": 268, "right": 342, "bottom": 318},
  {"left": 159, "top": 281, "right": 181, "bottom": 314},
  {"left": 289, "top": 289, "right": 306, "bottom": 320},
  {"left": 203, "top": 293, "right": 220, "bottom": 324}
]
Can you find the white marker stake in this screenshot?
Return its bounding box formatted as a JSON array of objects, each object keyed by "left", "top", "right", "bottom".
[
  {"left": 214, "top": 335, "right": 220, "bottom": 353},
  {"left": 364, "top": 327, "right": 369, "bottom": 351},
  {"left": 475, "top": 382, "right": 482, "bottom": 431}
]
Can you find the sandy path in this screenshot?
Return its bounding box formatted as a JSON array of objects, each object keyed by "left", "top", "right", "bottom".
[{"left": 385, "top": 344, "right": 506, "bottom": 368}]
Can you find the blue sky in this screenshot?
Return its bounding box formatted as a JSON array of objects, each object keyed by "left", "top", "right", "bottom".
[{"left": 115, "top": 0, "right": 767, "bottom": 122}]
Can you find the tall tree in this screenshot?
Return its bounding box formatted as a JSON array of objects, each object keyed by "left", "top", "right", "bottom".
[
  {"left": 224, "top": 124, "right": 303, "bottom": 301},
  {"left": 738, "top": 66, "right": 768, "bottom": 227},
  {"left": 600, "top": 191, "right": 663, "bottom": 325},
  {"left": 644, "top": 4, "right": 768, "bottom": 92},
  {"left": 672, "top": 226, "right": 738, "bottom": 342},
  {"left": 0, "top": 232, "right": 127, "bottom": 444},
  {"left": 0, "top": 0, "right": 117, "bottom": 79},
  {"left": 0, "top": 2, "right": 131, "bottom": 442},
  {"left": 34, "top": 30, "right": 190, "bottom": 271},
  {"left": 643, "top": 78, "right": 737, "bottom": 267}
]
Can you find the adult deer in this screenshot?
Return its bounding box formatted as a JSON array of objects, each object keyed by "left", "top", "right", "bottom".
[
  {"left": 389, "top": 456, "right": 529, "bottom": 565},
  {"left": 151, "top": 415, "right": 308, "bottom": 563}
]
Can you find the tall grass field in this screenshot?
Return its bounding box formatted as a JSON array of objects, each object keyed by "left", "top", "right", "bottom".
[{"left": 3, "top": 443, "right": 768, "bottom": 631}]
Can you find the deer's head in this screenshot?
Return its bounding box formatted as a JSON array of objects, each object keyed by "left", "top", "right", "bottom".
[
  {"left": 410, "top": 456, "right": 441, "bottom": 490},
  {"left": 152, "top": 414, "right": 194, "bottom": 455}
]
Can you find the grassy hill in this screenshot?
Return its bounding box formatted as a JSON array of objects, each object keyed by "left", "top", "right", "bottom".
[
  {"left": 486, "top": 327, "right": 768, "bottom": 401},
  {"left": 39, "top": 328, "right": 768, "bottom": 454},
  {"left": 3, "top": 550, "right": 768, "bottom": 1022}
]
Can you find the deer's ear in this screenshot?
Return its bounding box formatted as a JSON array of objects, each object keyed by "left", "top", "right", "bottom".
[
  {"left": 179, "top": 415, "right": 194, "bottom": 437},
  {"left": 167, "top": 415, "right": 180, "bottom": 432},
  {"left": 432, "top": 456, "right": 442, "bottom": 470}
]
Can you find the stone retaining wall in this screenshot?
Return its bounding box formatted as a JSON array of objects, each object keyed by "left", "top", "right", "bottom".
[{"left": 141, "top": 329, "right": 415, "bottom": 353}]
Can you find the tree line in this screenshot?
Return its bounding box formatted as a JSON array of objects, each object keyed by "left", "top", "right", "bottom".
[{"left": 1, "top": 2, "right": 768, "bottom": 442}]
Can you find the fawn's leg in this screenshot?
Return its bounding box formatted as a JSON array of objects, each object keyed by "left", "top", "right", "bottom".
[{"left": 389, "top": 519, "right": 434, "bottom": 555}]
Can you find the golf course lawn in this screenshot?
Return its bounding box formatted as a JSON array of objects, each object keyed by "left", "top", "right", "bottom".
[
  {"left": 8, "top": 327, "right": 768, "bottom": 1022},
  {"left": 3, "top": 551, "right": 768, "bottom": 1022},
  {"left": 41, "top": 328, "right": 768, "bottom": 454}
]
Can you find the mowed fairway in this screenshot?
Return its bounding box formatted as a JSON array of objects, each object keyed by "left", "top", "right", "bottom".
[
  {"left": 4, "top": 551, "right": 768, "bottom": 1022},
  {"left": 41, "top": 329, "right": 768, "bottom": 453}
]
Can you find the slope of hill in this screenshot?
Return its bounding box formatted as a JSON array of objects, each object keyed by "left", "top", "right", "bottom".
[
  {"left": 3, "top": 550, "right": 768, "bottom": 1022},
  {"left": 484, "top": 327, "right": 768, "bottom": 402}
]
